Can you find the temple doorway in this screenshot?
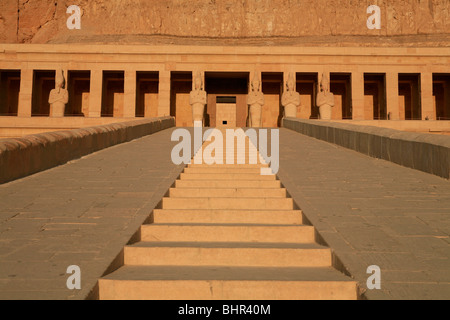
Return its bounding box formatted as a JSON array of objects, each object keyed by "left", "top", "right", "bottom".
[
  {"left": 205, "top": 72, "right": 249, "bottom": 128},
  {"left": 261, "top": 72, "right": 283, "bottom": 127},
  {"left": 297, "top": 73, "right": 319, "bottom": 119},
  {"left": 330, "top": 73, "right": 352, "bottom": 120},
  {"left": 364, "top": 74, "right": 387, "bottom": 120},
  {"left": 0, "top": 70, "right": 20, "bottom": 116},
  {"left": 101, "top": 71, "right": 124, "bottom": 117},
  {"left": 67, "top": 71, "right": 90, "bottom": 117},
  {"left": 32, "top": 70, "right": 55, "bottom": 117},
  {"left": 433, "top": 74, "right": 450, "bottom": 120},
  {"left": 171, "top": 71, "right": 192, "bottom": 127},
  {"left": 136, "top": 71, "right": 159, "bottom": 118},
  {"left": 399, "top": 74, "right": 421, "bottom": 120}
]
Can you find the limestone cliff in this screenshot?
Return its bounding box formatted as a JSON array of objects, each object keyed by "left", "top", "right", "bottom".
[{"left": 0, "top": 0, "right": 449, "bottom": 44}]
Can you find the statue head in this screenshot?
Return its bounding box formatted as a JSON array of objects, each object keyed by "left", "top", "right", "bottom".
[
  {"left": 286, "top": 72, "right": 295, "bottom": 92},
  {"left": 320, "top": 73, "right": 330, "bottom": 93},
  {"left": 55, "top": 70, "right": 65, "bottom": 90},
  {"left": 193, "top": 71, "right": 203, "bottom": 90},
  {"left": 251, "top": 73, "right": 260, "bottom": 92}
]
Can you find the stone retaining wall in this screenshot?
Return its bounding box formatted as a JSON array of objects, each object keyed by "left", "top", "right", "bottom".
[
  {"left": 0, "top": 116, "right": 175, "bottom": 184},
  {"left": 283, "top": 118, "right": 450, "bottom": 180}
]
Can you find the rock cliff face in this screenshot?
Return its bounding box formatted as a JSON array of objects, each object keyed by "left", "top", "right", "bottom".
[{"left": 0, "top": 0, "right": 449, "bottom": 44}]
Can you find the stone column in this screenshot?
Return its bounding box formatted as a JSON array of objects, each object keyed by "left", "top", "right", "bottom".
[
  {"left": 17, "top": 69, "right": 33, "bottom": 117},
  {"left": 88, "top": 70, "right": 102, "bottom": 117},
  {"left": 63, "top": 70, "right": 69, "bottom": 88},
  {"left": 123, "top": 70, "right": 136, "bottom": 118},
  {"left": 158, "top": 70, "right": 171, "bottom": 117},
  {"left": 386, "top": 72, "right": 399, "bottom": 120},
  {"left": 421, "top": 72, "right": 434, "bottom": 120},
  {"left": 351, "top": 72, "right": 365, "bottom": 120}
]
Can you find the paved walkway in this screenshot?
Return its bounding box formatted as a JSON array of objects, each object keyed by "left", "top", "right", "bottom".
[
  {"left": 278, "top": 129, "right": 450, "bottom": 300},
  {"left": 0, "top": 127, "right": 449, "bottom": 300},
  {"left": 0, "top": 129, "right": 185, "bottom": 299}
]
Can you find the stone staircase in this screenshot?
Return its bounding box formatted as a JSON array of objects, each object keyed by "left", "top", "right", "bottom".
[{"left": 97, "top": 135, "right": 358, "bottom": 300}]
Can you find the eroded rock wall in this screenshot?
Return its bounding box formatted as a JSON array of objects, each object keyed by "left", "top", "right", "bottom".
[{"left": 0, "top": 0, "right": 449, "bottom": 43}]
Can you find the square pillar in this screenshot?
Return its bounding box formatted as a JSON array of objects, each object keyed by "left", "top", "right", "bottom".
[
  {"left": 88, "top": 70, "right": 102, "bottom": 117},
  {"left": 158, "top": 70, "right": 171, "bottom": 117},
  {"left": 386, "top": 72, "right": 399, "bottom": 120},
  {"left": 351, "top": 72, "right": 365, "bottom": 120},
  {"left": 123, "top": 70, "right": 136, "bottom": 118},
  {"left": 17, "top": 69, "right": 33, "bottom": 117},
  {"left": 421, "top": 72, "right": 434, "bottom": 120}
]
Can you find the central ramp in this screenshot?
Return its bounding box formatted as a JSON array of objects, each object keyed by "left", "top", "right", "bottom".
[{"left": 97, "top": 129, "right": 358, "bottom": 300}]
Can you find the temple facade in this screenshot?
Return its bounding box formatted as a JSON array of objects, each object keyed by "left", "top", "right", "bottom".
[{"left": 0, "top": 44, "right": 449, "bottom": 128}]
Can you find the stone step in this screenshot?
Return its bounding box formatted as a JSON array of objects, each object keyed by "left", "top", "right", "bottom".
[
  {"left": 195, "top": 150, "right": 262, "bottom": 154},
  {"left": 124, "top": 242, "right": 331, "bottom": 267},
  {"left": 96, "top": 138, "right": 359, "bottom": 300},
  {"left": 188, "top": 163, "right": 269, "bottom": 168},
  {"left": 140, "top": 224, "right": 315, "bottom": 243},
  {"left": 151, "top": 209, "right": 303, "bottom": 225},
  {"left": 98, "top": 266, "right": 358, "bottom": 300},
  {"left": 179, "top": 173, "right": 276, "bottom": 181},
  {"left": 175, "top": 180, "right": 282, "bottom": 188},
  {"left": 161, "top": 197, "right": 294, "bottom": 210},
  {"left": 168, "top": 188, "right": 287, "bottom": 198},
  {"left": 194, "top": 147, "right": 261, "bottom": 152},
  {"left": 194, "top": 149, "right": 264, "bottom": 161},
  {"left": 184, "top": 167, "right": 264, "bottom": 174},
  {"left": 189, "top": 159, "right": 268, "bottom": 166}
]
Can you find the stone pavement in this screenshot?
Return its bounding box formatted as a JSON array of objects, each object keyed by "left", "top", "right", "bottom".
[
  {"left": 278, "top": 128, "right": 450, "bottom": 300},
  {"left": 0, "top": 127, "right": 449, "bottom": 300},
  {"left": 0, "top": 128, "right": 185, "bottom": 300}
]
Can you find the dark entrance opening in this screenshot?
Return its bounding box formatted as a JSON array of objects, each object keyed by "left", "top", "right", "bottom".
[
  {"left": 67, "top": 71, "right": 90, "bottom": 117},
  {"left": 136, "top": 71, "right": 159, "bottom": 118},
  {"left": 433, "top": 74, "right": 450, "bottom": 120},
  {"left": 330, "top": 73, "right": 352, "bottom": 119},
  {"left": 217, "top": 96, "right": 237, "bottom": 104},
  {"left": 32, "top": 70, "right": 55, "bottom": 117},
  {"left": 205, "top": 72, "right": 249, "bottom": 127},
  {"left": 297, "top": 73, "right": 319, "bottom": 119},
  {"left": 0, "top": 70, "right": 20, "bottom": 116},
  {"left": 399, "top": 74, "right": 421, "bottom": 120},
  {"left": 102, "top": 71, "right": 124, "bottom": 117},
  {"left": 364, "top": 74, "right": 387, "bottom": 120}
]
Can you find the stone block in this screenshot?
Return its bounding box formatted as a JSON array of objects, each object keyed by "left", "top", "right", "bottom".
[
  {"left": 318, "top": 125, "right": 328, "bottom": 141},
  {"left": 431, "top": 145, "right": 450, "bottom": 179},
  {"left": 412, "top": 140, "right": 433, "bottom": 176},
  {"left": 335, "top": 128, "right": 355, "bottom": 150},
  {"left": 356, "top": 131, "right": 369, "bottom": 155},
  {"left": 344, "top": 129, "right": 356, "bottom": 151},
  {"left": 326, "top": 126, "right": 335, "bottom": 144}
]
